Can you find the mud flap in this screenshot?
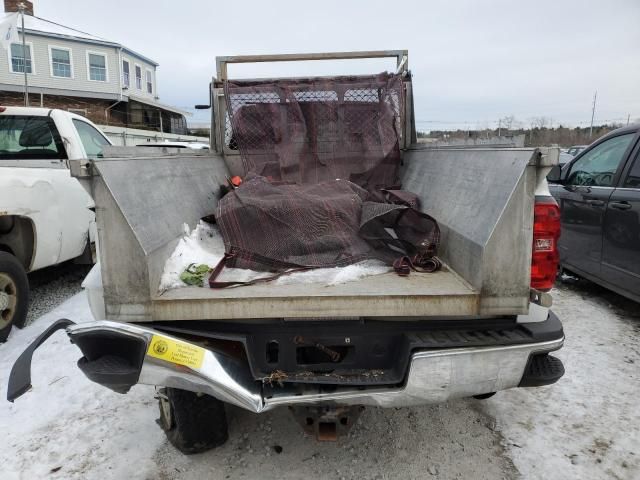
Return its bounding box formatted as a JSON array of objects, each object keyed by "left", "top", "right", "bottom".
[{"left": 6, "top": 318, "right": 76, "bottom": 402}]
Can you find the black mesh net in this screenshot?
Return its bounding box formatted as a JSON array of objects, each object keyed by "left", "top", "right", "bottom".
[
  {"left": 224, "top": 73, "right": 403, "bottom": 191},
  {"left": 210, "top": 73, "right": 439, "bottom": 287}
]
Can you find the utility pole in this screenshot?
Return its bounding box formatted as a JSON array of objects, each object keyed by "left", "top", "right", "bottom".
[
  {"left": 627, "top": 114, "right": 631, "bottom": 126},
  {"left": 589, "top": 90, "right": 597, "bottom": 138},
  {"left": 18, "top": 2, "right": 29, "bottom": 106},
  {"left": 498, "top": 118, "right": 502, "bottom": 137}
]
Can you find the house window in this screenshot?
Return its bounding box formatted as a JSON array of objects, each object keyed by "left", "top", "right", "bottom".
[
  {"left": 122, "top": 59, "right": 130, "bottom": 87},
  {"left": 50, "top": 47, "right": 72, "bottom": 78},
  {"left": 146, "top": 69, "right": 153, "bottom": 94},
  {"left": 10, "top": 43, "right": 32, "bottom": 74},
  {"left": 135, "top": 65, "right": 142, "bottom": 89},
  {"left": 88, "top": 53, "right": 107, "bottom": 81}
]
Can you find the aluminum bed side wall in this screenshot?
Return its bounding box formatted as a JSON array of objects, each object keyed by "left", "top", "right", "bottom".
[
  {"left": 90, "top": 154, "right": 230, "bottom": 320},
  {"left": 401, "top": 147, "right": 538, "bottom": 315}
]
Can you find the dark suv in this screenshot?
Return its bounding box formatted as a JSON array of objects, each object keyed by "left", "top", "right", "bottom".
[{"left": 549, "top": 125, "right": 640, "bottom": 302}]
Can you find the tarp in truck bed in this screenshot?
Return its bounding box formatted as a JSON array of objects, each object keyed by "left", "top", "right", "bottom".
[{"left": 212, "top": 73, "right": 440, "bottom": 282}]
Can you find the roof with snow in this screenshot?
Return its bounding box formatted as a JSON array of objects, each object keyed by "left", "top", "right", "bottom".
[{"left": 1, "top": 12, "right": 158, "bottom": 66}]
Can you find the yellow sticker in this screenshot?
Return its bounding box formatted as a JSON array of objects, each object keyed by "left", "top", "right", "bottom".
[{"left": 147, "top": 335, "right": 205, "bottom": 369}]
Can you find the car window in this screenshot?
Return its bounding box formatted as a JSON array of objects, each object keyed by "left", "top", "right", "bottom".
[
  {"left": 559, "top": 152, "right": 573, "bottom": 166},
  {"left": 566, "top": 134, "right": 635, "bottom": 187},
  {"left": 624, "top": 153, "right": 640, "bottom": 188},
  {"left": 0, "top": 115, "right": 67, "bottom": 159},
  {"left": 73, "top": 119, "right": 110, "bottom": 158}
]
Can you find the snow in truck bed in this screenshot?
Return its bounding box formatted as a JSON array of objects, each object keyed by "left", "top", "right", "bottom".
[{"left": 159, "top": 221, "right": 391, "bottom": 292}]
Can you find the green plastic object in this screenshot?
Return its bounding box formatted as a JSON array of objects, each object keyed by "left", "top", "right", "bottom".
[{"left": 180, "top": 263, "right": 211, "bottom": 286}]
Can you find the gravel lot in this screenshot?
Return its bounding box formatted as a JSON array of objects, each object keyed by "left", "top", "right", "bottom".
[
  {"left": 1, "top": 267, "right": 639, "bottom": 480},
  {"left": 25, "top": 262, "right": 91, "bottom": 325}
]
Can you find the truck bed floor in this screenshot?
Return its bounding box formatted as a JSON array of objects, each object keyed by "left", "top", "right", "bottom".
[{"left": 152, "top": 268, "right": 478, "bottom": 321}]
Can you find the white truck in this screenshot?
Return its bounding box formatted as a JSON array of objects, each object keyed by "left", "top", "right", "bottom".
[
  {"left": 0, "top": 107, "right": 111, "bottom": 341},
  {"left": 8, "top": 52, "right": 565, "bottom": 453}
]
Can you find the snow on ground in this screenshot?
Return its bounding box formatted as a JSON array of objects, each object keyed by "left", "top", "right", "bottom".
[
  {"left": 159, "top": 221, "right": 390, "bottom": 291},
  {"left": 0, "top": 293, "right": 162, "bottom": 480},
  {"left": 1, "top": 279, "right": 639, "bottom": 479},
  {"left": 481, "top": 282, "right": 640, "bottom": 480}
]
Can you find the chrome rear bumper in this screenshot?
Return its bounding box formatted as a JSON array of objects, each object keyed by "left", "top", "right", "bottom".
[{"left": 60, "top": 321, "right": 563, "bottom": 413}]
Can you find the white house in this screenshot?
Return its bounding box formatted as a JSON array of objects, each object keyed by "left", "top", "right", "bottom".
[{"left": 0, "top": 0, "right": 188, "bottom": 134}]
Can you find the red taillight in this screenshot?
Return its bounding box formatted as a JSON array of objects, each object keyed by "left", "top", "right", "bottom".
[
  {"left": 531, "top": 196, "right": 561, "bottom": 291},
  {"left": 0, "top": 106, "right": 6, "bottom": 113}
]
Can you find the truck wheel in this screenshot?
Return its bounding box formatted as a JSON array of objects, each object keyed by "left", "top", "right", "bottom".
[
  {"left": 0, "top": 252, "right": 29, "bottom": 342},
  {"left": 157, "top": 387, "right": 229, "bottom": 454}
]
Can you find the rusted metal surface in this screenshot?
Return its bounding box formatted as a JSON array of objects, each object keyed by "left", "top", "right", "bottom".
[
  {"left": 289, "top": 405, "right": 364, "bottom": 441},
  {"left": 293, "top": 336, "right": 341, "bottom": 363},
  {"left": 263, "top": 370, "right": 288, "bottom": 386}
]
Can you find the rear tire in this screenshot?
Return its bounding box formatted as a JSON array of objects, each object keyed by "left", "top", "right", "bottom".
[
  {"left": 0, "top": 252, "right": 29, "bottom": 342},
  {"left": 158, "top": 387, "right": 229, "bottom": 454}
]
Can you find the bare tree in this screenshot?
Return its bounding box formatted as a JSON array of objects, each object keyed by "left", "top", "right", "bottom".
[
  {"left": 500, "top": 115, "right": 515, "bottom": 131},
  {"left": 530, "top": 116, "right": 550, "bottom": 129}
]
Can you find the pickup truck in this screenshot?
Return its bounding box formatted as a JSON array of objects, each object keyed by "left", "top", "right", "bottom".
[
  {"left": 0, "top": 107, "right": 110, "bottom": 341},
  {"left": 8, "top": 51, "right": 565, "bottom": 453}
]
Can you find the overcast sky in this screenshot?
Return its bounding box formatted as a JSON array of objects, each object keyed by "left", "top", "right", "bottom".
[{"left": 9, "top": 0, "right": 640, "bottom": 130}]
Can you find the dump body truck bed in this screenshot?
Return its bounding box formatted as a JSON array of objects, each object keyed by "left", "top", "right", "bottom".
[
  {"left": 68, "top": 51, "right": 558, "bottom": 322},
  {"left": 74, "top": 145, "right": 556, "bottom": 322}
]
